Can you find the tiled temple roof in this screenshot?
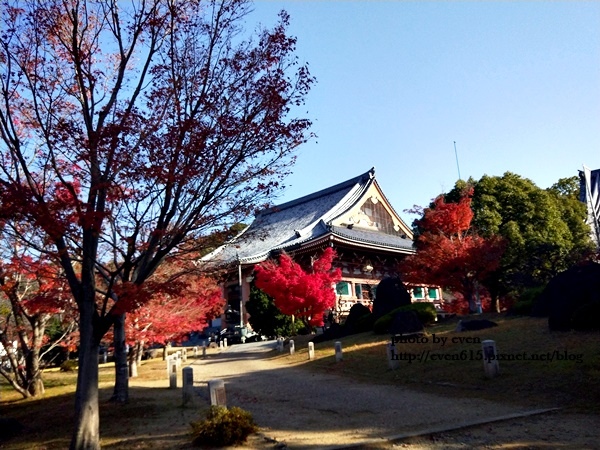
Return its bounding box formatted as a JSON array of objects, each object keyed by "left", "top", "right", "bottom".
[{"left": 201, "top": 168, "right": 414, "bottom": 268}]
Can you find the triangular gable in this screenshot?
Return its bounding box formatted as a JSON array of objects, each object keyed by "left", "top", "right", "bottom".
[{"left": 330, "top": 179, "right": 413, "bottom": 239}]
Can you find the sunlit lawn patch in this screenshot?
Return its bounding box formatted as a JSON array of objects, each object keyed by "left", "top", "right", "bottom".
[{"left": 281, "top": 314, "right": 600, "bottom": 412}]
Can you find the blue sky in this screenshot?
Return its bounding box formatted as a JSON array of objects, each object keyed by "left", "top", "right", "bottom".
[{"left": 248, "top": 1, "right": 600, "bottom": 223}]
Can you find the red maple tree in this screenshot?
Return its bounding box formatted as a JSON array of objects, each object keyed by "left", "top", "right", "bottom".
[
  {"left": 400, "top": 190, "right": 505, "bottom": 313},
  {"left": 0, "top": 1, "right": 313, "bottom": 446},
  {"left": 254, "top": 248, "right": 341, "bottom": 328},
  {"left": 0, "top": 247, "right": 77, "bottom": 398},
  {"left": 124, "top": 273, "right": 223, "bottom": 376}
]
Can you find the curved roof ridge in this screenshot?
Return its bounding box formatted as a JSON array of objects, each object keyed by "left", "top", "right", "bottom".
[
  {"left": 289, "top": 169, "right": 375, "bottom": 237},
  {"left": 258, "top": 167, "right": 375, "bottom": 218}
]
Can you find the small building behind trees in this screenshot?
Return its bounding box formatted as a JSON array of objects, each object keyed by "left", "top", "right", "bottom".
[{"left": 202, "top": 167, "right": 443, "bottom": 326}]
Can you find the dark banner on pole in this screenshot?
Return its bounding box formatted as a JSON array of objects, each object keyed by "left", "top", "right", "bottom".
[{"left": 580, "top": 166, "right": 600, "bottom": 247}]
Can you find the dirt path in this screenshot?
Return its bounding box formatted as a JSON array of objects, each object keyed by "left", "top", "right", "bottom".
[{"left": 113, "top": 341, "right": 597, "bottom": 450}]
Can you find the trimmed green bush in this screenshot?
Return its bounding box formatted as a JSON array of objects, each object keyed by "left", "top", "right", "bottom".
[
  {"left": 511, "top": 286, "right": 545, "bottom": 316},
  {"left": 373, "top": 302, "right": 437, "bottom": 334},
  {"left": 191, "top": 406, "right": 257, "bottom": 447},
  {"left": 355, "top": 312, "right": 376, "bottom": 333}
]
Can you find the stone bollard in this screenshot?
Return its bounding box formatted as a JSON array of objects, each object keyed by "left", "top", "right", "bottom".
[
  {"left": 482, "top": 339, "right": 500, "bottom": 378},
  {"left": 387, "top": 342, "right": 399, "bottom": 370},
  {"left": 193, "top": 346, "right": 198, "bottom": 357},
  {"left": 277, "top": 337, "right": 284, "bottom": 352},
  {"left": 223, "top": 338, "right": 228, "bottom": 348},
  {"left": 289, "top": 339, "right": 295, "bottom": 355},
  {"left": 202, "top": 345, "right": 207, "bottom": 358},
  {"left": 308, "top": 342, "right": 315, "bottom": 361},
  {"left": 182, "top": 366, "right": 195, "bottom": 406},
  {"left": 168, "top": 357, "right": 178, "bottom": 389},
  {"left": 208, "top": 379, "right": 227, "bottom": 407},
  {"left": 335, "top": 341, "right": 343, "bottom": 362},
  {"left": 219, "top": 340, "right": 223, "bottom": 349}
]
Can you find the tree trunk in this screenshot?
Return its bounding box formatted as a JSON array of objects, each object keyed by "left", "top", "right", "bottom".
[
  {"left": 0, "top": 366, "right": 31, "bottom": 398},
  {"left": 464, "top": 285, "right": 476, "bottom": 314},
  {"left": 70, "top": 298, "right": 100, "bottom": 450},
  {"left": 111, "top": 313, "right": 129, "bottom": 403},
  {"left": 491, "top": 296, "right": 500, "bottom": 313},
  {"left": 128, "top": 341, "right": 143, "bottom": 378},
  {"left": 26, "top": 323, "right": 45, "bottom": 397}
]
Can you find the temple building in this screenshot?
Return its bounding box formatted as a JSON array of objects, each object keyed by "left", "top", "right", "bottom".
[{"left": 202, "top": 167, "right": 443, "bottom": 326}]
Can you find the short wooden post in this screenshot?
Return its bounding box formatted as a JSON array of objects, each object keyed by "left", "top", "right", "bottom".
[
  {"left": 289, "top": 339, "right": 295, "bottom": 355},
  {"left": 308, "top": 342, "right": 315, "bottom": 360},
  {"left": 208, "top": 379, "right": 227, "bottom": 407},
  {"left": 168, "top": 357, "right": 177, "bottom": 389},
  {"left": 482, "top": 339, "right": 500, "bottom": 378},
  {"left": 335, "top": 341, "right": 343, "bottom": 362},
  {"left": 387, "top": 342, "right": 399, "bottom": 370},
  {"left": 182, "top": 366, "right": 195, "bottom": 406}
]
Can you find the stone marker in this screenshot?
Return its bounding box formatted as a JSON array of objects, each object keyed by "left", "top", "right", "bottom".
[
  {"left": 387, "top": 342, "right": 399, "bottom": 370},
  {"left": 277, "top": 337, "right": 284, "bottom": 352},
  {"left": 182, "top": 366, "right": 194, "bottom": 406},
  {"left": 482, "top": 339, "right": 500, "bottom": 378},
  {"left": 193, "top": 346, "right": 198, "bottom": 357},
  {"left": 289, "top": 339, "right": 295, "bottom": 355},
  {"left": 335, "top": 341, "right": 343, "bottom": 362},
  {"left": 219, "top": 340, "right": 223, "bottom": 349},
  {"left": 308, "top": 342, "right": 315, "bottom": 360},
  {"left": 208, "top": 379, "right": 227, "bottom": 407},
  {"left": 168, "top": 358, "right": 177, "bottom": 389},
  {"left": 223, "top": 338, "right": 228, "bottom": 348}
]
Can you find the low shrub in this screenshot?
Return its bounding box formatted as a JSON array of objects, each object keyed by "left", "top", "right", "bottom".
[
  {"left": 511, "top": 286, "right": 545, "bottom": 316},
  {"left": 60, "top": 360, "right": 78, "bottom": 372},
  {"left": 355, "top": 312, "right": 375, "bottom": 332},
  {"left": 373, "top": 302, "right": 437, "bottom": 334},
  {"left": 190, "top": 405, "right": 257, "bottom": 447}
]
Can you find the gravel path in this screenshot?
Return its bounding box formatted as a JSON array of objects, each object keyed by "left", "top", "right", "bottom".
[{"left": 181, "top": 342, "right": 577, "bottom": 450}]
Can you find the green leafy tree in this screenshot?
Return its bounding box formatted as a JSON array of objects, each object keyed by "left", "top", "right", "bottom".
[
  {"left": 245, "top": 286, "right": 296, "bottom": 337},
  {"left": 445, "top": 173, "right": 594, "bottom": 310}
]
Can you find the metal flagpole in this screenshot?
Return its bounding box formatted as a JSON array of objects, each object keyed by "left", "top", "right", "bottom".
[{"left": 454, "top": 141, "right": 462, "bottom": 180}]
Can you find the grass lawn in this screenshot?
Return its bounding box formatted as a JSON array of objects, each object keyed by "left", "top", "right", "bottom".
[
  {"left": 0, "top": 314, "right": 598, "bottom": 448},
  {"left": 280, "top": 314, "right": 600, "bottom": 413}
]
